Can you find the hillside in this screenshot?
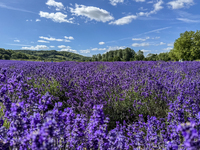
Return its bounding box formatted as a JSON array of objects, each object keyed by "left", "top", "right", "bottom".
[{"left": 0, "top": 48, "right": 92, "bottom": 62}]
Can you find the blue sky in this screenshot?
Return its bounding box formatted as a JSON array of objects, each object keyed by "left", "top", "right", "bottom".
[{"left": 0, "top": 0, "right": 199, "bottom": 57}]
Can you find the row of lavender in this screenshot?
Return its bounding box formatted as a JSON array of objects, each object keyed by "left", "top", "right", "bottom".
[{"left": 0, "top": 60, "right": 200, "bottom": 149}]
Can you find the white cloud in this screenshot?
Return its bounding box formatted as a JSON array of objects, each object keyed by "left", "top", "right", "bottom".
[
  {"left": 70, "top": 4, "right": 114, "bottom": 23},
  {"left": 99, "top": 48, "right": 106, "bottom": 50},
  {"left": 167, "top": 43, "right": 174, "bottom": 46},
  {"left": 14, "top": 40, "right": 20, "bottom": 42},
  {"left": 58, "top": 45, "right": 71, "bottom": 49},
  {"left": 36, "top": 19, "right": 41, "bottom": 22},
  {"left": 39, "top": 11, "right": 73, "bottom": 23},
  {"left": 148, "top": 0, "right": 164, "bottom": 16},
  {"left": 155, "top": 36, "right": 160, "bottom": 39},
  {"left": 110, "top": 0, "right": 124, "bottom": 6},
  {"left": 141, "top": 49, "right": 151, "bottom": 52},
  {"left": 64, "top": 36, "right": 74, "bottom": 40},
  {"left": 39, "top": 36, "right": 64, "bottom": 42},
  {"left": 38, "top": 40, "right": 50, "bottom": 43},
  {"left": 135, "top": 0, "right": 145, "bottom": 2},
  {"left": 91, "top": 48, "right": 107, "bottom": 51},
  {"left": 132, "top": 42, "right": 150, "bottom": 47},
  {"left": 160, "top": 42, "right": 166, "bottom": 45},
  {"left": 167, "top": 0, "right": 194, "bottom": 9},
  {"left": 138, "top": 7, "right": 148, "bottom": 11},
  {"left": 92, "top": 48, "right": 98, "bottom": 51},
  {"left": 109, "top": 15, "right": 137, "bottom": 25},
  {"left": 60, "top": 49, "right": 78, "bottom": 54},
  {"left": 137, "top": 0, "right": 163, "bottom": 17},
  {"left": 147, "top": 1, "right": 154, "bottom": 3},
  {"left": 105, "top": 46, "right": 126, "bottom": 52},
  {"left": 132, "top": 37, "right": 150, "bottom": 41},
  {"left": 50, "top": 46, "right": 55, "bottom": 48},
  {"left": 64, "top": 40, "right": 71, "bottom": 42},
  {"left": 177, "top": 18, "right": 200, "bottom": 23},
  {"left": 99, "top": 42, "right": 105, "bottom": 45},
  {"left": 26, "top": 20, "right": 28, "bottom": 21},
  {"left": 46, "top": 0, "right": 65, "bottom": 11},
  {"left": 80, "top": 49, "right": 90, "bottom": 53},
  {"left": 163, "top": 47, "right": 173, "bottom": 51},
  {"left": 21, "top": 45, "right": 49, "bottom": 50}
]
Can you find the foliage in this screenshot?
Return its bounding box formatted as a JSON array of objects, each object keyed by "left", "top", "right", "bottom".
[{"left": 169, "top": 30, "right": 200, "bottom": 61}]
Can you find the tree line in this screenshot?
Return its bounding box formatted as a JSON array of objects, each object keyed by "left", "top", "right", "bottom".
[
  {"left": 90, "top": 30, "right": 200, "bottom": 62},
  {"left": 1, "top": 30, "right": 200, "bottom": 62}
]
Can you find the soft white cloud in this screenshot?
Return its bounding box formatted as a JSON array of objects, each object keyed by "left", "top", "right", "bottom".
[
  {"left": 64, "top": 40, "right": 71, "bottom": 42},
  {"left": 147, "top": 0, "right": 154, "bottom": 3},
  {"left": 91, "top": 48, "right": 107, "bottom": 51},
  {"left": 148, "top": 0, "right": 163, "bottom": 16},
  {"left": 99, "top": 42, "right": 105, "bottom": 45},
  {"left": 167, "top": 0, "right": 194, "bottom": 9},
  {"left": 141, "top": 49, "right": 151, "bottom": 52},
  {"left": 163, "top": 47, "right": 173, "bottom": 51},
  {"left": 177, "top": 18, "right": 200, "bottom": 23},
  {"left": 109, "top": 15, "right": 137, "bottom": 25},
  {"left": 132, "top": 37, "right": 150, "bottom": 41},
  {"left": 70, "top": 4, "right": 114, "bottom": 23},
  {"left": 132, "top": 42, "right": 150, "bottom": 47},
  {"left": 92, "top": 48, "right": 98, "bottom": 51},
  {"left": 137, "top": 0, "right": 163, "bottom": 17},
  {"left": 21, "top": 45, "right": 49, "bottom": 50},
  {"left": 58, "top": 45, "right": 71, "bottom": 49},
  {"left": 50, "top": 46, "right": 55, "bottom": 48},
  {"left": 39, "top": 36, "right": 64, "bottom": 42},
  {"left": 110, "top": 0, "right": 124, "bottom": 6},
  {"left": 46, "top": 0, "right": 65, "bottom": 11},
  {"left": 135, "top": 0, "right": 145, "bottom": 2},
  {"left": 36, "top": 19, "right": 41, "bottom": 22},
  {"left": 39, "top": 11, "right": 73, "bottom": 23},
  {"left": 80, "top": 49, "right": 90, "bottom": 53},
  {"left": 155, "top": 36, "right": 160, "bottom": 39},
  {"left": 38, "top": 40, "right": 50, "bottom": 43},
  {"left": 64, "top": 36, "right": 74, "bottom": 40},
  {"left": 14, "top": 40, "right": 20, "bottom": 42},
  {"left": 167, "top": 43, "right": 174, "bottom": 46},
  {"left": 98, "top": 48, "right": 106, "bottom": 50},
  {"left": 138, "top": 7, "right": 148, "bottom": 11},
  {"left": 60, "top": 49, "right": 78, "bottom": 54},
  {"left": 160, "top": 42, "right": 166, "bottom": 45}
]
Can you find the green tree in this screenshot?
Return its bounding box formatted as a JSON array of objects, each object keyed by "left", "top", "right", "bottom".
[
  {"left": 146, "top": 53, "right": 158, "bottom": 61},
  {"left": 171, "top": 30, "right": 200, "bottom": 61},
  {"left": 135, "top": 50, "right": 145, "bottom": 61},
  {"left": 2, "top": 54, "right": 10, "bottom": 60},
  {"left": 157, "top": 52, "right": 170, "bottom": 61}
]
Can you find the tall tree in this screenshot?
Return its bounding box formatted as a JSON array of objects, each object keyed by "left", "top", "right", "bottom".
[
  {"left": 171, "top": 30, "right": 200, "bottom": 61},
  {"left": 135, "top": 50, "right": 145, "bottom": 61}
]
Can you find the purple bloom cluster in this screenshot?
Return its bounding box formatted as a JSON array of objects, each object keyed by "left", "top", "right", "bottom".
[{"left": 0, "top": 60, "right": 200, "bottom": 149}]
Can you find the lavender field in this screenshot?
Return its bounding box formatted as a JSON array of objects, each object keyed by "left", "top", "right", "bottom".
[{"left": 1, "top": 60, "right": 200, "bottom": 149}]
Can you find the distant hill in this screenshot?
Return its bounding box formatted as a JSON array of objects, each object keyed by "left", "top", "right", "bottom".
[{"left": 0, "top": 48, "right": 92, "bottom": 62}]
